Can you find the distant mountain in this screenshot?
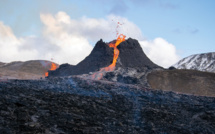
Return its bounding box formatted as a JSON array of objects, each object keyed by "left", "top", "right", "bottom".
[
  {"left": 173, "top": 52, "right": 215, "bottom": 73},
  {"left": 148, "top": 52, "right": 215, "bottom": 97},
  {"left": 0, "top": 60, "right": 58, "bottom": 79}
]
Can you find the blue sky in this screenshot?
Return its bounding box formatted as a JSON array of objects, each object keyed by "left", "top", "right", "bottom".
[{"left": 0, "top": 0, "right": 214, "bottom": 67}]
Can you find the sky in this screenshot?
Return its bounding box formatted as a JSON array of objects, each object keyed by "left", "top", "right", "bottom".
[{"left": 0, "top": 0, "right": 215, "bottom": 68}]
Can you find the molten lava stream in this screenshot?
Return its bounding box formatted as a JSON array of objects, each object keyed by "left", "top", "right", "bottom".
[
  {"left": 91, "top": 34, "right": 126, "bottom": 80},
  {"left": 105, "top": 34, "right": 126, "bottom": 71},
  {"left": 45, "top": 63, "right": 58, "bottom": 77}
]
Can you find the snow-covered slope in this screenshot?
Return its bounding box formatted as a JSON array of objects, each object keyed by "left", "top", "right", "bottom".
[{"left": 173, "top": 52, "right": 215, "bottom": 73}]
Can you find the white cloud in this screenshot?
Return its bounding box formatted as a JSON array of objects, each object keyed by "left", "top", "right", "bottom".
[
  {"left": 0, "top": 13, "right": 94, "bottom": 65},
  {"left": 0, "top": 11, "right": 180, "bottom": 68},
  {"left": 0, "top": 21, "right": 38, "bottom": 62},
  {"left": 40, "top": 12, "right": 93, "bottom": 65},
  {"left": 139, "top": 38, "right": 180, "bottom": 68},
  {"left": 39, "top": 11, "right": 143, "bottom": 64},
  {"left": 41, "top": 12, "right": 143, "bottom": 42}
]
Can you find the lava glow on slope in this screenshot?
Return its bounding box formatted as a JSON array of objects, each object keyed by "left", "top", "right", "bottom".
[
  {"left": 45, "top": 63, "right": 58, "bottom": 77},
  {"left": 105, "top": 34, "right": 126, "bottom": 71}
]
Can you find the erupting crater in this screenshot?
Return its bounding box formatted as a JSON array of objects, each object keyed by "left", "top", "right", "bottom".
[
  {"left": 48, "top": 36, "right": 161, "bottom": 79},
  {"left": 91, "top": 34, "right": 126, "bottom": 80},
  {"left": 47, "top": 21, "right": 161, "bottom": 80},
  {"left": 106, "top": 34, "right": 126, "bottom": 71}
]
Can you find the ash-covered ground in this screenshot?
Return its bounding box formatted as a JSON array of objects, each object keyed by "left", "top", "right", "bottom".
[{"left": 0, "top": 77, "right": 215, "bottom": 133}]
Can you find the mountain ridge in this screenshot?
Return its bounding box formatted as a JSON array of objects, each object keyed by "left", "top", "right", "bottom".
[{"left": 173, "top": 52, "right": 215, "bottom": 73}]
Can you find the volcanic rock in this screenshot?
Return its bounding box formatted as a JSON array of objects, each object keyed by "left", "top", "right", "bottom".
[
  {"left": 99, "top": 38, "right": 162, "bottom": 86},
  {"left": 116, "top": 38, "right": 160, "bottom": 69},
  {"left": 147, "top": 69, "right": 215, "bottom": 97},
  {"left": 49, "top": 38, "right": 161, "bottom": 77},
  {"left": 0, "top": 77, "right": 214, "bottom": 133}
]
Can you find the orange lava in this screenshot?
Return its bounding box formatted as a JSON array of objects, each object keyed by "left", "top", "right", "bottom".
[
  {"left": 91, "top": 34, "right": 126, "bottom": 80},
  {"left": 45, "top": 72, "right": 49, "bottom": 77},
  {"left": 105, "top": 34, "right": 126, "bottom": 71},
  {"left": 45, "top": 63, "right": 58, "bottom": 77}
]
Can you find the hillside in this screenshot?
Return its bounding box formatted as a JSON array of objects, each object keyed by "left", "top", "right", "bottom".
[
  {"left": 0, "top": 60, "right": 58, "bottom": 79},
  {"left": 147, "top": 69, "right": 215, "bottom": 97},
  {"left": 173, "top": 52, "right": 215, "bottom": 73}
]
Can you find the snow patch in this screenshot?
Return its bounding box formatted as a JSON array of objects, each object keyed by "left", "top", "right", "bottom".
[{"left": 173, "top": 52, "right": 215, "bottom": 73}]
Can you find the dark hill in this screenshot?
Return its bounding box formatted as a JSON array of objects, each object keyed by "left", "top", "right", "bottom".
[
  {"left": 49, "top": 38, "right": 161, "bottom": 77},
  {"left": 49, "top": 39, "right": 113, "bottom": 76},
  {"left": 117, "top": 38, "right": 159, "bottom": 69}
]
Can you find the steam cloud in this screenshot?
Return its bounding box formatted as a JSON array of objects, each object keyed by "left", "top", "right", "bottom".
[{"left": 0, "top": 11, "right": 180, "bottom": 68}]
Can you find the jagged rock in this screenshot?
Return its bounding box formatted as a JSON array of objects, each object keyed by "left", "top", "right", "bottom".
[
  {"left": 0, "top": 77, "right": 214, "bottom": 133},
  {"left": 102, "top": 67, "right": 153, "bottom": 87}
]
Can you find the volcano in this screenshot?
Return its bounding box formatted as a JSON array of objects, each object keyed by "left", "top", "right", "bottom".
[
  {"left": 48, "top": 38, "right": 161, "bottom": 77},
  {"left": 1, "top": 38, "right": 215, "bottom": 133}
]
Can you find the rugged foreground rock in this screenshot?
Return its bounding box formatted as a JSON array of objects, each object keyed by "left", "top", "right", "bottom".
[{"left": 0, "top": 77, "right": 215, "bottom": 133}]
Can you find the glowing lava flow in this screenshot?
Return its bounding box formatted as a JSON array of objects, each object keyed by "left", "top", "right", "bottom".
[
  {"left": 105, "top": 34, "right": 126, "bottom": 71},
  {"left": 91, "top": 34, "right": 126, "bottom": 80},
  {"left": 45, "top": 63, "right": 58, "bottom": 77}
]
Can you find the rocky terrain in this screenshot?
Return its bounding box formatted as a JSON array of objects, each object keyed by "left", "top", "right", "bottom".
[
  {"left": 148, "top": 69, "right": 215, "bottom": 97},
  {"left": 0, "top": 77, "right": 215, "bottom": 133},
  {"left": 0, "top": 38, "right": 214, "bottom": 133},
  {"left": 48, "top": 38, "right": 215, "bottom": 98},
  {"left": 173, "top": 52, "right": 215, "bottom": 73},
  {"left": 49, "top": 38, "right": 163, "bottom": 88},
  {"left": 0, "top": 60, "right": 58, "bottom": 79}
]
